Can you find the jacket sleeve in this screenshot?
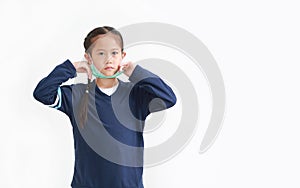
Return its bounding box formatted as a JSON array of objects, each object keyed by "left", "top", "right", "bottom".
[
  {"left": 33, "top": 59, "right": 76, "bottom": 116},
  {"left": 128, "top": 65, "right": 177, "bottom": 119}
]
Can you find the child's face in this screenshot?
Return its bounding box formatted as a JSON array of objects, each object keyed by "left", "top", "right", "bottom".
[{"left": 88, "top": 34, "right": 125, "bottom": 76}]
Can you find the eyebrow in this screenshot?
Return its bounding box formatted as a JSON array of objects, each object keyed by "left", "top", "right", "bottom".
[{"left": 95, "top": 48, "right": 120, "bottom": 52}]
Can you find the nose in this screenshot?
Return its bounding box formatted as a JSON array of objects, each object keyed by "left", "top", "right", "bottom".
[{"left": 106, "top": 55, "right": 113, "bottom": 64}]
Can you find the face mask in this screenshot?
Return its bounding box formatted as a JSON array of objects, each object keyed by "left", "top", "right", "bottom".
[
  {"left": 88, "top": 53, "right": 124, "bottom": 79},
  {"left": 90, "top": 63, "right": 123, "bottom": 79}
]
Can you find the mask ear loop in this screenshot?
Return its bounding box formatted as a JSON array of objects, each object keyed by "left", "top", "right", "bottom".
[{"left": 88, "top": 53, "right": 124, "bottom": 79}]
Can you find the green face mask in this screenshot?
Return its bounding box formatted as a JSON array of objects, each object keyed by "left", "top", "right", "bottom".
[
  {"left": 90, "top": 64, "right": 123, "bottom": 79},
  {"left": 88, "top": 53, "right": 123, "bottom": 79}
]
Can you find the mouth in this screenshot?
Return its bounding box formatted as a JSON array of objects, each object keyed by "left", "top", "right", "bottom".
[
  {"left": 104, "top": 66, "right": 115, "bottom": 70},
  {"left": 104, "top": 65, "right": 121, "bottom": 71}
]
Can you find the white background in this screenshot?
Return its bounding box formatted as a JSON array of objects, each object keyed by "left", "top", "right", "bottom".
[{"left": 1, "top": 0, "right": 300, "bottom": 187}]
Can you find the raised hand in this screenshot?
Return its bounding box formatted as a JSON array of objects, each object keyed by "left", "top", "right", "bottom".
[
  {"left": 121, "top": 61, "right": 136, "bottom": 77},
  {"left": 72, "top": 61, "right": 92, "bottom": 80}
]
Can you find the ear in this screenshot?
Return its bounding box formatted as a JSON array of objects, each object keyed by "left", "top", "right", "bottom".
[
  {"left": 121, "top": 51, "right": 126, "bottom": 59},
  {"left": 84, "top": 53, "right": 92, "bottom": 64}
]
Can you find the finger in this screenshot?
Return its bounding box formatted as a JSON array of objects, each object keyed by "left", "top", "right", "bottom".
[
  {"left": 117, "top": 65, "right": 122, "bottom": 71},
  {"left": 121, "top": 61, "right": 130, "bottom": 66},
  {"left": 78, "top": 62, "right": 92, "bottom": 79},
  {"left": 77, "top": 61, "right": 88, "bottom": 73},
  {"left": 85, "top": 63, "right": 92, "bottom": 80},
  {"left": 121, "top": 62, "right": 130, "bottom": 68},
  {"left": 120, "top": 65, "right": 127, "bottom": 71}
]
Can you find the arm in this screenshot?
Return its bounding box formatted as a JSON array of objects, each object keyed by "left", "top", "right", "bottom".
[
  {"left": 128, "top": 64, "right": 177, "bottom": 118},
  {"left": 33, "top": 59, "right": 76, "bottom": 116}
]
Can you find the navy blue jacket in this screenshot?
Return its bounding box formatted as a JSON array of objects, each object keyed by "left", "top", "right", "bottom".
[{"left": 33, "top": 60, "right": 176, "bottom": 188}]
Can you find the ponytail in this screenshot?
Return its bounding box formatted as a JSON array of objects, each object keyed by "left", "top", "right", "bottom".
[{"left": 78, "top": 79, "right": 91, "bottom": 129}]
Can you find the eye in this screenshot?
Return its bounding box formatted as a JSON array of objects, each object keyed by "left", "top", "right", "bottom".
[
  {"left": 112, "top": 51, "right": 119, "bottom": 55},
  {"left": 98, "top": 52, "right": 105, "bottom": 56}
]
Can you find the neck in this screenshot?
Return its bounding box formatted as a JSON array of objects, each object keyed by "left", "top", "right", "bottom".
[{"left": 96, "top": 78, "right": 118, "bottom": 89}]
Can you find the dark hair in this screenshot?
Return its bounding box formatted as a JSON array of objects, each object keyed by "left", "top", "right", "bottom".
[
  {"left": 78, "top": 26, "right": 124, "bottom": 129},
  {"left": 84, "top": 26, "right": 124, "bottom": 52}
]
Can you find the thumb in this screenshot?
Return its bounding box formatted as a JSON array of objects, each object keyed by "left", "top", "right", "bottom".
[{"left": 86, "top": 64, "right": 92, "bottom": 80}]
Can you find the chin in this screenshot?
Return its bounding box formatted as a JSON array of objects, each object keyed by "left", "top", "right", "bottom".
[{"left": 102, "top": 71, "right": 117, "bottom": 76}]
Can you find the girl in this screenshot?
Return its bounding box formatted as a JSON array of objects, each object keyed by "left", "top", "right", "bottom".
[{"left": 33, "top": 26, "right": 176, "bottom": 188}]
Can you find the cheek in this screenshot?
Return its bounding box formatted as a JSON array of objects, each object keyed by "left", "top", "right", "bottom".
[
  {"left": 94, "top": 64, "right": 104, "bottom": 71},
  {"left": 113, "top": 56, "right": 122, "bottom": 62},
  {"left": 93, "top": 56, "right": 103, "bottom": 62},
  {"left": 93, "top": 59, "right": 105, "bottom": 68}
]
